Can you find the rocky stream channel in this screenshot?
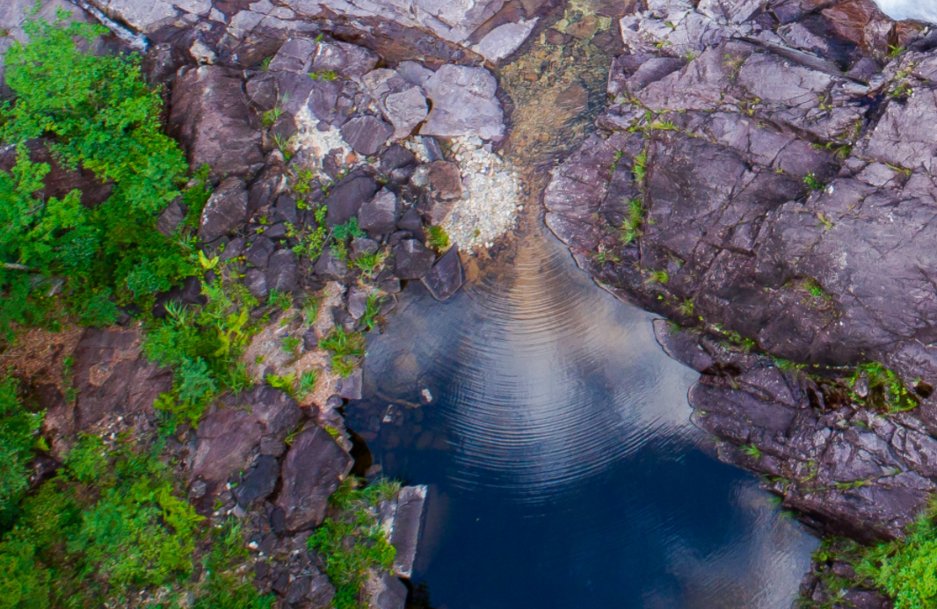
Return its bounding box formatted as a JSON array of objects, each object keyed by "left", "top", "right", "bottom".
[{"left": 4, "top": 0, "right": 937, "bottom": 607}]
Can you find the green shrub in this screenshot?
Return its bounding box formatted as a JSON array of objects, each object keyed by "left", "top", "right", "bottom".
[
  {"left": 145, "top": 274, "right": 258, "bottom": 427},
  {"left": 0, "top": 377, "right": 43, "bottom": 530},
  {"left": 858, "top": 514, "right": 937, "bottom": 609},
  {"left": 0, "top": 435, "right": 202, "bottom": 608},
  {"left": 0, "top": 16, "right": 197, "bottom": 334}
]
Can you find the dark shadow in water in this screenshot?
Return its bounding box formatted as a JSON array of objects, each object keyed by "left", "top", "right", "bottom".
[{"left": 348, "top": 231, "right": 816, "bottom": 609}]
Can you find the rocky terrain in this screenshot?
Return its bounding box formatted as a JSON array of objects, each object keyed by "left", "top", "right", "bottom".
[{"left": 544, "top": 0, "right": 937, "bottom": 605}]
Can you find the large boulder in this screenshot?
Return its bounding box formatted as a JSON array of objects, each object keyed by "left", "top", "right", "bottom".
[
  {"left": 276, "top": 426, "right": 353, "bottom": 532},
  {"left": 199, "top": 177, "right": 248, "bottom": 243},
  {"left": 170, "top": 65, "right": 264, "bottom": 179},
  {"left": 421, "top": 65, "right": 504, "bottom": 141}
]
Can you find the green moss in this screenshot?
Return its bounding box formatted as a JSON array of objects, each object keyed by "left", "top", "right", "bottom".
[
  {"left": 319, "top": 328, "right": 365, "bottom": 378},
  {"left": 426, "top": 225, "right": 450, "bottom": 251},
  {"left": 619, "top": 197, "right": 644, "bottom": 245}
]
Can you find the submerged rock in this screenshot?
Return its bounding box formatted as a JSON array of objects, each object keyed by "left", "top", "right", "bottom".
[{"left": 421, "top": 247, "right": 464, "bottom": 301}]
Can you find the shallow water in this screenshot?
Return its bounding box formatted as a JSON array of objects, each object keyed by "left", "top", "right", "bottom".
[
  {"left": 348, "top": 233, "right": 817, "bottom": 609},
  {"left": 347, "top": 1, "right": 824, "bottom": 605}
]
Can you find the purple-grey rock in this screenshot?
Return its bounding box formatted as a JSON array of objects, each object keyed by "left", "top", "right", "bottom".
[
  {"left": 325, "top": 175, "right": 380, "bottom": 226},
  {"left": 359, "top": 188, "right": 399, "bottom": 236},
  {"left": 276, "top": 426, "right": 353, "bottom": 531},
  {"left": 393, "top": 239, "right": 435, "bottom": 280},
  {"left": 421, "top": 247, "right": 464, "bottom": 301},
  {"left": 199, "top": 177, "right": 248, "bottom": 243},
  {"left": 267, "top": 249, "right": 297, "bottom": 293},
  {"left": 341, "top": 115, "right": 393, "bottom": 156}
]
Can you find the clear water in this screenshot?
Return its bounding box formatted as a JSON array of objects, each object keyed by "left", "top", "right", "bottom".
[{"left": 348, "top": 232, "right": 817, "bottom": 609}]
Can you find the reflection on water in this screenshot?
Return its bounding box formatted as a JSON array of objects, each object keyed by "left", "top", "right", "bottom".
[{"left": 348, "top": 232, "right": 817, "bottom": 609}]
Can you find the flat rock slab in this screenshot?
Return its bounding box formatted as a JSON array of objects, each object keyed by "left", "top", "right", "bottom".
[
  {"left": 421, "top": 247, "right": 464, "bottom": 301},
  {"left": 276, "top": 426, "right": 353, "bottom": 532},
  {"left": 379, "top": 485, "right": 428, "bottom": 579}
]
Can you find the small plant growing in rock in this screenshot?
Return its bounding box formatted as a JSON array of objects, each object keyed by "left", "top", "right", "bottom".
[
  {"left": 281, "top": 335, "right": 301, "bottom": 357},
  {"left": 741, "top": 444, "right": 762, "bottom": 460},
  {"left": 351, "top": 250, "right": 386, "bottom": 278},
  {"left": 319, "top": 328, "right": 365, "bottom": 377},
  {"left": 620, "top": 197, "right": 645, "bottom": 245},
  {"left": 331, "top": 219, "right": 366, "bottom": 262},
  {"left": 297, "top": 370, "right": 318, "bottom": 399},
  {"left": 633, "top": 150, "right": 648, "bottom": 185},
  {"left": 647, "top": 269, "right": 669, "bottom": 285},
  {"left": 261, "top": 105, "right": 283, "bottom": 127},
  {"left": 308, "top": 70, "right": 338, "bottom": 81},
  {"left": 359, "top": 294, "right": 382, "bottom": 333},
  {"left": 848, "top": 362, "right": 917, "bottom": 413},
  {"left": 803, "top": 172, "right": 825, "bottom": 191},
  {"left": 265, "top": 372, "right": 297, "bottom": 396},
  {"left": 426, "top": 225, "right": 450, "bottom": 251}
]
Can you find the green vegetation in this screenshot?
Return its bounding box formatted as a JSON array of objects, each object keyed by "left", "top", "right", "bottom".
[
  {"left": 849, "top": 361, "right": 917, "bottom": 413},
  {"left": 308, "top": 478, "right": 400, "bottom": 609},
  {"left": 308, "top": 70, "right": 338, "bottom": 81},
  {"left": 803, "top": 172, "right": 825, "bottom": 191},
  {"left": 281, "top": 335, "right": 301, "bottom": 357},
  {"left": 297, "top": 370, "right": 318, "bottom": 399},
  {"left": 0, "top": 435, "right": 202, "bottom": 608},
  {"left": 144, "top": 274, "right": 257, "bottom": 428},
  {"left": 351, "top": 249, "right": 386, "bottom": 277},
  {"left": 426, "top": 225, "right": 450, "bottom": 251},
  {"left": 740, "top": 444, "right": 762, "bottom": 460},
  {"left": 319, "top": 327, "right": 365, "bottom": 377},
  {"left": 360, "top": 293, "right": 382, "bottom": 333},
  {"left": 0, "top": 378, "right": 43, "bottom": 529},
  {"left": 633, "top": 149, "right": 648, "bottom": 184},
  {"left": 619, "top": 197, "right": 645, "bottom": 245},
  {"left": 646, "top": 269, "right": 669, "bottom": 285},
  {"left": 857, "top": 511, "right": 937, "bottom": 609},
  {"left": 261, "top": 105, "right": 283, "bottom": 128},
  {"left": 0, "top": 16, "right": 197, "bottom": 334}
]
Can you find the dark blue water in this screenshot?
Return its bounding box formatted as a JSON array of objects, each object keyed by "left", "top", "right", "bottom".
[{"left": 348, "top": 232, "right": 815, "bottom": 609}]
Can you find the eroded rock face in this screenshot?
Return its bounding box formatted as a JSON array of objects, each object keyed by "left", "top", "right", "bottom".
[{"left": 545, "top": 0, "right": 937, "bottom": 547}]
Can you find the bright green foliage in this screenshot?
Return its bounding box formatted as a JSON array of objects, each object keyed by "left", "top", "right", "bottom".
[
  {"left": 351, "top": 250, "right": 385, "bottom": 277},
  {"left": 0, "top": 17, "right": 196, "bottom": 333},
  {"left": 858, "top": 514, "right": 937, "bottom": 609},
  {"left": 308, "top": 478, "right": 400, "bottom": 609},
  {"left": 331, "top": 218, "right": 366, "bottom": 262},
  {"left": 319, "top": 327, "right": 365, "bottom": 377},
  {"left": 145, "top": 274, "right": 258, "bottom": 427},
  {"left": 620, "top": 197, "right": 644, "bottom": 245},
  {"left": 426, "top": 225, "right": 450, "bottom": 251},
  {"left": 0, "top": 378, "right": 43, "bottom": 529},
  {"left": 359, "top": 293, "right": 382, "bottom": 333},
  {"left": 290, "top": 206, "right": 329, "bottom": 262},
  {"left": 297, "top": 370, "right": 318, "bottom": 399},
  {"left": 849, "top": 362, "right": 917, "bottom": 413},
  {"left": 0, "top": 436, "right": 202, "bottom": 609}
]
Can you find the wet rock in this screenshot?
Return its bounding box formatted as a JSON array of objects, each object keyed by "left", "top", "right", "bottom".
[
  {"left": 336, "top": 369, "right": 363, "bottom": 400},
  {"left": 235, "top": 455, "right": 280, "bottom": 508},
  {"left": 340, "top": 115, "right": 393, "bottom": 156},
  {"left": 379, "top": 485, "right": 427, "bottom": 578},
  {"left": 421, "top": 247, "right": 464, "bottom": 301},
  {"left": 199, "top": 178, "right": 248, "bottom": 243},
  {"left": 359, "top": 188, "right": 399, "bottom": 236},
  {"left": 276, "top": 426, "right": 353, "bottom": 532},
  {"left": 372, "top": 573, "right": 408, "bottom": 609},
  {"left": 325, "top": 174, "right": 380, "bottom": 226},
  {"left": 393, "top": 239, "right": 435, "bottom": 280},
  {"left": 421, "top": 65, "right": 504, "bottom": 141},
  {"left": 170, "top": 65, "right": 263, "bottom": 178}
]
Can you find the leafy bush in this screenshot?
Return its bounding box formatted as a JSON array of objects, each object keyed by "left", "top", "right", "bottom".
[
  {"left": 0, "top": 377, "right": 43, "bottom": 530},
  {"left": 0, "top": 435, "right": 202, "bottom": 608},
  {"left": 0, "top": 16, "right": 196, "bottom": 334},
  {"left": 858, "top": 514, "right": 937, "bottom": 609},
  {"left": 145, "top": 274, "right": 257, "bottom": 427}
]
